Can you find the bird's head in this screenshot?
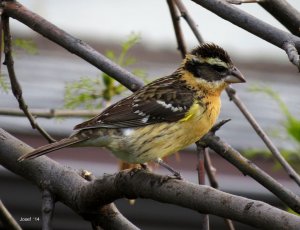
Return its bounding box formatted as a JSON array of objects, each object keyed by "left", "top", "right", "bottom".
[{"left": 182, "top": 43, "right": 245, "bottom": 92}]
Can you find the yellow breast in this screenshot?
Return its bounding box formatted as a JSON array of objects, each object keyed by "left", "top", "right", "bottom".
[{"left": 110, "top": 96, "right": 221, "bottom": 163}]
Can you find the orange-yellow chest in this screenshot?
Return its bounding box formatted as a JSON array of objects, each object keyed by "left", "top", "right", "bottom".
[
  {"left": 108, "top": 95, "right": 222, "bottom": 163},
  {"left": 176, "top": 95, "right": 221, "bottom": 148}
]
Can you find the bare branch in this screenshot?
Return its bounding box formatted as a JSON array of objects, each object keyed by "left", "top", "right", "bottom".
[
  {"left": 1, "top": 129, "right": 300, "bottom": 229},
  {"left": 203, "top": 149, "right": 235, "bottom": 230},
  {"left": 167, "top": 0, "right": 187, "bottom": 58},
  {"left": 258, "top": 0, "right": 300, "bottom": 37},
  {"left": 283, "top": 42, "right": 300, "bottom": 71},
  {"left": 2, "top": 15, "right": 55, "bottom": 143},
  {"left": 196, "top": 143, "right": 209, "bottom": 230},
  {"left": 201, "top": 131, "right": 300, "bottom": 214},
  {"left": 42, "top": 190, "right": 55, "bottom": 230},
  {"left": 174, "top": 0, "right": 205, "bottom": 44},
  {"left": 191, "top": 0, "right": 300, "bottom": 70},
  {"left": 0, "top": 200, "right": 21, "bottom": 230},
  {"left": 1, "top": 0, "right": 144, "bottom": 92},
  {"left": 203, "top": 150, "right": 218, "bottom": 188},
  {"left": 226, "top": 87, "right": 300, "bottom": 187},
  {"left": 227, "top": 0, "right": 261, "bottom": 4},
  {"left": 0, "top": 107, "right": 101, "bottom": 118}
]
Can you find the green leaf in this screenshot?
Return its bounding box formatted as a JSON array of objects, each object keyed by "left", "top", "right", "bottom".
[
  {"left": 63, "top": 33, "right": 146, "bottom": 112},
  {"left": 12, "top": 38, "right": 37, "bottom": 55},
  {"left": 0, "top": 74, "right": 10, "bottom": 93}
]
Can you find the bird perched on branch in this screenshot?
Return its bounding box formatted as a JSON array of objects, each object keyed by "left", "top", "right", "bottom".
[{"left": 18, "top": 43, "right": 245, "bottom": 177}]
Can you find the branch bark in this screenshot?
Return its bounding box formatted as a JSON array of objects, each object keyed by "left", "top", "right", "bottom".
[
  {"left": 258, "top": 0, "right": 300, "bottom": 37},
  {"left": 42, "top": 190, "right": 55, "bottom": 230},
  {"left": 1, "top": 0, "right": 144, "bottom": 92},
  {"left": 1, "top": 129, "right": 300, "bottom": 229},
  {"left": 201, "top": 131, "right": 300, "bottom": 214},
  {"left": 191, "top": 0, "right": 300, "bottom": 69}
]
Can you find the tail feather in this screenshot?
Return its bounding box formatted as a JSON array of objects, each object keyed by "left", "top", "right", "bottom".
[{"left": 18, "top": 137, "right": 85, "bottom": 162}]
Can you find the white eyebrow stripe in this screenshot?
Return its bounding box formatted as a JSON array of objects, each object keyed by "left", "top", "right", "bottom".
[{"left": 156, "top": 100, "right": 183, "bottom": 112}]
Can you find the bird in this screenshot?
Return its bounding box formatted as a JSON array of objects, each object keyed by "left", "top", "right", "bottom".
[{"left": 18, "top": 43, "right": 246, "bottom": 177}]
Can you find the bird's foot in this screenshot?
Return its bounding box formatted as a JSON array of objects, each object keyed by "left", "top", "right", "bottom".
[{"left": 155, "top": 158, "right": 183, "bottom": 180}]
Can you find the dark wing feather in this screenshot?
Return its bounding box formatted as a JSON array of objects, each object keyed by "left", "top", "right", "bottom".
[{"left": 74, "top": 75, "right": 195, "bottom": 130}]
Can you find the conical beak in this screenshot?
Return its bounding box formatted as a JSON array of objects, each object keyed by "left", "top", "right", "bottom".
[{"left": 225, "top": 67, "right": 246, "bottom": 84}]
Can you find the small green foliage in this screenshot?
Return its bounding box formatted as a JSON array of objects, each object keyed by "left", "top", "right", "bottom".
[
  {"left": 12, "top": 38, "right": 38, "bottom": 55},
  {"left": 64, "top": 77, "right": 103, "bottom": 109},
  {"left": 0, "top": 74, "right": 10, "bottom": 93},
  {"left": 246, "top": 85, "right": 300, "bottom": 172},
  {"left": 250, "top": 85, "right": 300, "bottom": 143},
  {"left": 64, "top": 33, "right": 146, "bottom": 110}
]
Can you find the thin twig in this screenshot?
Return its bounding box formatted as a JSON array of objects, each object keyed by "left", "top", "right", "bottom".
[
  {"left": 0, "top": 107, "right": 101, "bottom": 118},
  {"left": 196, "top": 143, "right": 210, "bottom": 230},
  {"left": 42, "top": 190, "right": 55, "bottom": 230},
  {"left": 203, "top": 149, "right": 218, "bottom": 189},
  {"left": 226, "top": 87, "right": 300, "bottom": 187},
  {"left": 167, "top": 0, "right": 187, "bottom": 58},
  {"left": 2, "top": 15, "right": 55, "bottom": 143},
  {"left": 174, "top": 0, "right": 204, "bottom": 44},
  {"left": 0, "top": 200, "right": 21, "bottom": 230}
]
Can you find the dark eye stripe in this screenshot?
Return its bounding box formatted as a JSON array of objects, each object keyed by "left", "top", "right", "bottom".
[{"left": 212, "top": 65, "right": 227, "bottom": 72}]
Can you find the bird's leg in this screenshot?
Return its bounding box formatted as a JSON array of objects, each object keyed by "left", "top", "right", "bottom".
[{"left": 155, "top": 158, "right": 182, "bottom": 179}]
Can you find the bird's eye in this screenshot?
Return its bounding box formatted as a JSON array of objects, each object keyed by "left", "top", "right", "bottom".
[{"left": 213, "top": 65, "right": 227, "bottom": 73}]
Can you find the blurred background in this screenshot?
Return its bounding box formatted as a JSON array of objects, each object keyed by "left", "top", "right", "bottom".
[{"left": 1, "top": 0, "right": 300, "bottom": 229}]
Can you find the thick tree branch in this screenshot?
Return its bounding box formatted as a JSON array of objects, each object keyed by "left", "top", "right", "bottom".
[
  {"left": 2, "top": 15, "right": 55, "bottom": 143},
  {"left": 191, "top": 0, "right": 300, "bottom": 69},
  {"left": 1, "top": 129, "right": 300, "bottom": 229},
  {"left": 258, "top": 0, "right": 300, "bottom": 37},
  {"left": 226, "top": 87, "right": 300, "bottom": 187},
  {"left": 0, "top": 129, "right": 137, "bottom": 230},
  {"left": 201, "top": 131, "right": 300, "bottom": 214},
  {"left": 0, "top": 200, "right": 21, "bottom": 230},
  {"left": 1, "top": 0, "right": 143, "bottom": 92}
]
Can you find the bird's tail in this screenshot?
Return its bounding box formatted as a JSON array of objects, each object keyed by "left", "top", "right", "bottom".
[{"left": 18, "top": 137, "right": 85, "bottom": 162}]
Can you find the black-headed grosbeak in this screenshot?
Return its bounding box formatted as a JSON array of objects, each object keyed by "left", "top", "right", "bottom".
[{"left": 18, "top": 43, "right": 245, "bottom": 176}]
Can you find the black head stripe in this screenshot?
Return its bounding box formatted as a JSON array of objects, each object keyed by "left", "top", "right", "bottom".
[{"left": 191, "top": 43, "right": 232, "bottom": 64}]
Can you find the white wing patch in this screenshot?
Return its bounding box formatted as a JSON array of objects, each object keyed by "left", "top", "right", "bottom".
[
  {"left": 134, "top": 109, "right": 146, "bottom": 116},
  {"left": 123, "top": 128, "right": 134, "bottom": 136},
  {"left": 156, "top": 100, "right": 183, "bottom": 112},
  {"left": 141, "top": 115, "right": 150, "bottom": 123}
]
